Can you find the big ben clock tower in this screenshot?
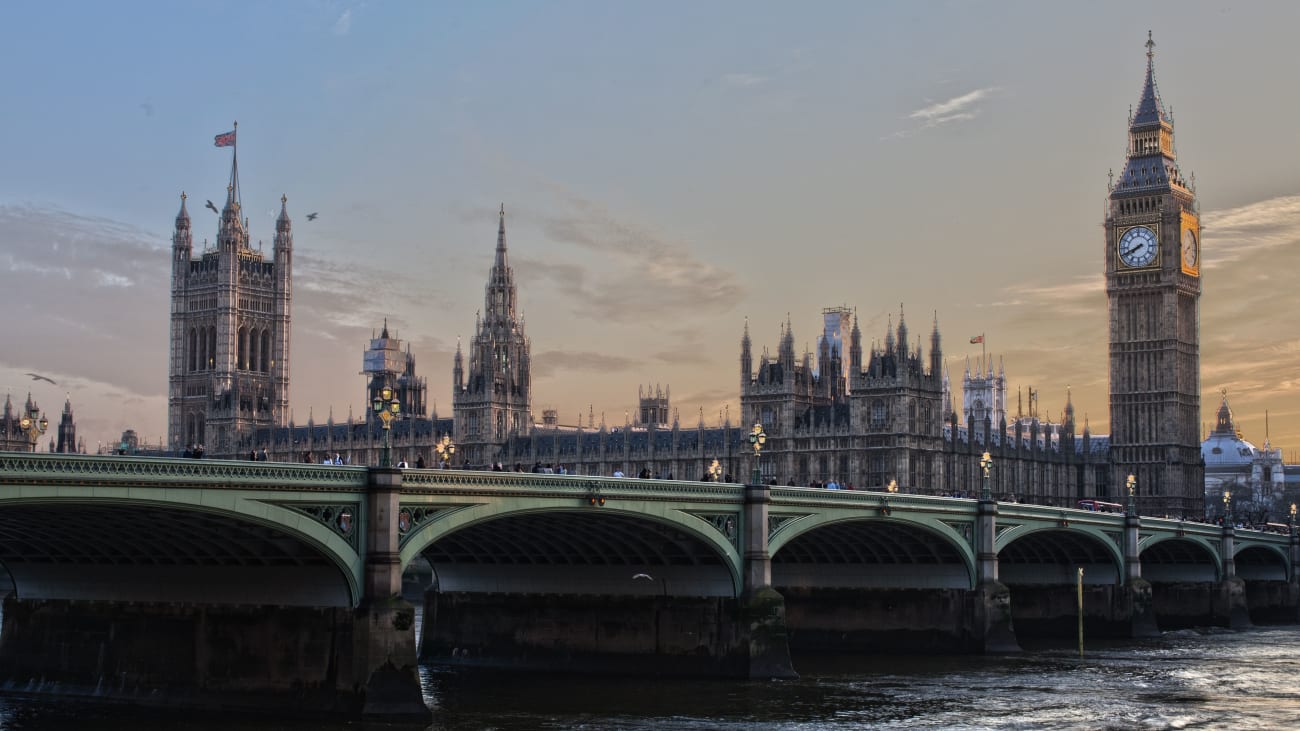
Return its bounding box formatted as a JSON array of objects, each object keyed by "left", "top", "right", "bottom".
[{"left": 1106, "top": 32, "right": 1202, "bottom": 517}]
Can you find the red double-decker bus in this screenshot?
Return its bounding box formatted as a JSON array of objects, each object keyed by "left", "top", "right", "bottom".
[{"left": 1077, "top": 499, "right": 1124, "bottom": 513}]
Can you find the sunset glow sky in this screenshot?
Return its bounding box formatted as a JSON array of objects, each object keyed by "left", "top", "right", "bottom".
[{"left": 2, "top": 1, "right": 1298, "bottom": 456}]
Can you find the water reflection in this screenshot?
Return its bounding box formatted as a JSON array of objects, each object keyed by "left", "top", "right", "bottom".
[{"left": 2, "top": 597, "right": 1299, "bottom": 731}]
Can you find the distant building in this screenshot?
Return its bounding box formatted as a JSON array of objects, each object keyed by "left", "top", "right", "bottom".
[
  {"left": 1201, "top": 394, "right": 1300, "bottom": 524},
  {"left": 1, "top": 394, "right": 50, "bottom": 452},
  {"left": 54, "top": 396, "right": 82, "bottom": 453},
  {"left": 452, "top": 206, "right": 533, "bottom": 468}
]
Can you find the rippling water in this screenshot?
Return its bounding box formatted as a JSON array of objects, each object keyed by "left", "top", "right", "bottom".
[{"left": 2, "top": 599, "right": 1299, "bottom": 730}]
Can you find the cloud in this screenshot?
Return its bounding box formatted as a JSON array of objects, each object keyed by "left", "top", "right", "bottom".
[
  {"left": 531, "top": 350, "right": 639, "bottom": 380},
  {"left": 1200, "top": 194, "right": 1300, "bottom": 268},
  {"left": 527, "top": 193, "right": 745, "bottom": 323},
  {"left": 333, "top": 9, "right": 352, "bottom": 36},
  {"left": 885, "top": 87, "right": 1000, "bottom": 140}
]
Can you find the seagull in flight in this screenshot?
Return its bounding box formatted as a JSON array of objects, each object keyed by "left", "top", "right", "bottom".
[
  {"left": 632, "top": 573, "right": 654, "bottom": 581},
  {"left": 306, "top": 212, "right": 318, "bottom": 221},
  {"left": 25, "top": 373, "right": 57, "bottom": 385},
  {"left": 205, "top": 200, "right": 219, "bottom": 215}
]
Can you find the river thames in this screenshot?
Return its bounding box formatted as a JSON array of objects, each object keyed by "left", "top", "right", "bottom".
[{"left": 2, "top": 613, "right": 1299, "bottom": 731}]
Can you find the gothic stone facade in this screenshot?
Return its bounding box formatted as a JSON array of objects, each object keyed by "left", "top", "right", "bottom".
[
  {"left": 167, "top": 154, "right": 292, "bottom": 454},
  {"left": 1105, "top": 33, "right": 1204, "bottom": 517}
]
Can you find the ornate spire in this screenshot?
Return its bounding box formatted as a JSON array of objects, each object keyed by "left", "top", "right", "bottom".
[
  {"left": 175, "top": 191, "right": 190, "bottom": 227},
  {"left": 896, "top": 303, "right": 908, "bottom": 357},
  {"left": 1132, "top": 31, "right": 1170, "bottom": 129},
  {"left": 495, "top": 203, "right": 509, "bottom": 269},
  {"left": 276, "top": 194, "right": 291, "bottom": 232},
  {"left": 1114, "top": 32, "right": 1188, "bottom": 195},
  {"left": 1212, "top": 390, "right": 1235, "bottom": 436}
]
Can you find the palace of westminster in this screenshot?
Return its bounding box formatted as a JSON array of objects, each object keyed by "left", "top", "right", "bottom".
[{"left": 11, "top": 36, "right": 1295, "bottom": 521}]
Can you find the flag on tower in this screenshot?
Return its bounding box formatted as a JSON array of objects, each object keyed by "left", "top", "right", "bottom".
[
  {"left": 970, "top": 334, "right": 984, "bottom": 344},
  {"left": 213, "top": 130, "right": 236, "bottom": 147}
]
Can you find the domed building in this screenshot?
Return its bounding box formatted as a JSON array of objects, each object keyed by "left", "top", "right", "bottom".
[{"left": 1201, "top": 393, "right": 1293, "bottom": 524}]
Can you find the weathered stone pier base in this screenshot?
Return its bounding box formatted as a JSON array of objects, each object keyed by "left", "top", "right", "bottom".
[
  {"left": 1243, "top": 579, "right": 1295, "bottom": 625},
  {"left": 772, "top": 584, "right": 1020, "bottom": 654},
  {"left": 1150, "top": 579, "right": 1252, "bottom": 630},
  {"left": 419, "top": 589, "right": 797, "bottom": 679},
  {"left": 1006, "top": 579, "right": 1159, "bottom": 640},
  {"left": 0, "top": 596, "right": 426, "bottom": 720}
]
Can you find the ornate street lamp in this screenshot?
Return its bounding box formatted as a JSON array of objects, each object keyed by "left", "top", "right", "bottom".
[
  {"left": 435, "top": 434, "right": 456, "bottom": 469},
  {"left": 979, "top": 451, "right": 993, "bottom": 501},
  {"left": 18, "top": 406, "right": 49, "bottom": 452},
  {"left": 887, "top": 478, "right": 899, "bottom": 494},
  {"left": 371, "top": 386, "right": 401, "bottom": 467},
  {"left": 1126, "top": 474, "right": 1137, "bottom": 517},
  {"left": 748, "top": 422, "right": 766, "bottom": 484},
  {"left": 1222, "top": 490, "right": 1232, "bottom": 526},
  {"left": 1290, "top": 503, "right": 1297, "bottom": 537},
  {"left": 707, "top": 458, "right": 722, "bottom": 482}
]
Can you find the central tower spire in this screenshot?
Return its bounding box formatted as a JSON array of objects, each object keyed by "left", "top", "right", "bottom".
[{"left": 455, "top": 203, "right": 533, "bottom": 467}]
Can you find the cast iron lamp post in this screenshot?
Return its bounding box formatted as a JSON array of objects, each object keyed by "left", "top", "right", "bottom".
[
  {"left": 18, "top": 406, "right": 48, "bottom": 453},
  {"left": 1126, "top": 474, "right": 1137, "bottom": 517},
  {"left": 979, "top": 451, "right": 993, "bottom": 501},
  {"left": 748, "top": 422, "right": 766, "bottom": 484},
  {"left": 1222, "top": 490, "right": 1233, "bottom": 526},
  {"left": 371, "top": 386, "right": 401, "bottom": 468},
  {"left": 435, "top": 434, "right": 456, "bottom": 469},
  {"left": 887, "top": 478, "right": 899, "bottom": 493},
  {"left": 1290, "top": 503, "right": 1297, "bottom": 536}
]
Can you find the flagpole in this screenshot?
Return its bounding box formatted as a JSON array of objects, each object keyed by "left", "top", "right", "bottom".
[{"left": 982, "top": 333, "right": 986, "bottom": 371}]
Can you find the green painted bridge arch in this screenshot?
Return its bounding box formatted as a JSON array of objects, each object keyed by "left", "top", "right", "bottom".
[
  {"left": 0, "top": 453, "right": 368, "bottom": 607},
  {"left": 1, "top": 453, "right": 1295, "bottom": 605},
  {"left": 765, "top": 490, "right": 979, "bottom": 590},
  {"left": 395, "top": 470, "right": 746, "bottom": 597}
]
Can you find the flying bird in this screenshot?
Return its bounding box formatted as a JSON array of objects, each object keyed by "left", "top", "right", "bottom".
[
  {"left": 205, "top": 200, "right": 219, "bottom": 214},
  {"left": 632, "top": 573, "right": 653, "bottom": 581},
  {"left": 306, "top": 212, "right": 318, "bottom": 221},
  {"left": 25, "top": 373, "right": 57, "bottom": 385}
]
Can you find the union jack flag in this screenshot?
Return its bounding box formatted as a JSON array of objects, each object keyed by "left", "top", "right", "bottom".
[{"left": 213, "top": 130, "right": 236, "bottom": 147}]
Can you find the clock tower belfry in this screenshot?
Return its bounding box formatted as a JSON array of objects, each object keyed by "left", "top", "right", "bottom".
[{"left": 1105, "top": 32, "right": 1202, "bottom": 517}]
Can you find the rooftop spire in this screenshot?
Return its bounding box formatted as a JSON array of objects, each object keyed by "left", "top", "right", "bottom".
[
  {"left": 1113, "top": 32, "right": 1188, "bottom": 196},
  {"left": 495, "top": 203, "right": 509, "bottom": 269},
  {"left": 1132, "top": 31, "right": 1171, "bottom": 129},
  {"left": 176, "top": 191, "right": 190, "bottom": 225},
  {"left": 226, "top": 121, "right": 241, "bottom": 209}
]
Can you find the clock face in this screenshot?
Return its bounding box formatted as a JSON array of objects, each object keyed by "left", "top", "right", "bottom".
[
  {"left": 1181, "top": 228, "right": 1198, "bottom": 268},
  {"left": 1118, "top": 226, "right": 1158, "bottom": 268}
]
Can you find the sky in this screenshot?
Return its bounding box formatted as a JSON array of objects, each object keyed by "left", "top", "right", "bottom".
[{"left": 1, "top": 1, "right": 1299, "bottom": 457}]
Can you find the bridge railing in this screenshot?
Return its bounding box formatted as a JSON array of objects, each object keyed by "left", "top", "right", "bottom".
[
  {"left": 0, "top": 452, "right": 370, "bottom": 490},
  {"left": 399, "top": 468, "right": 747, "bottom": 502}
]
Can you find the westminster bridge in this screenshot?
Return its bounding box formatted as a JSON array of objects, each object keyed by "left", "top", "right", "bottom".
[{"left": 1, "top": 453, "right": 1297, "bottom": 718}]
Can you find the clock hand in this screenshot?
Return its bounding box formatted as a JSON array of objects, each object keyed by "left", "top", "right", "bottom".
[{"left": 1122, "top": 243, "right": 1142, "bottom": 256}]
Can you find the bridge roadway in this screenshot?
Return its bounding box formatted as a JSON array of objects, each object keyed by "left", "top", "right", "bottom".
[{"left": 0, "top": 453, "right": 1297, "bottom": 716}]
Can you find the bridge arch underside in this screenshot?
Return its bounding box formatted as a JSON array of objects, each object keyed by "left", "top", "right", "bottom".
[
  {"left": 0, "top": 504, "right": 351, "bottom": 606},
  {"left": 1140, "top": 538, "right": 1219, "bottom": 583},
  {"left": 771, "top": 521, "right": 977, "bottom": 653},
  {"left": 998, "top": 530, "right": 1124, "bottom": 638},
  {"left": 1235, "top": 545, "right": 1293, "bottom": 624},
  {"left": 772, "top": 520, "right": 970, "bottom": 589},
  {"left": 999, "top": 530, "right": 1120, "bottom": 586},
  {"left": 420, "top": 512, "right": 735, "bottom": 597}
]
